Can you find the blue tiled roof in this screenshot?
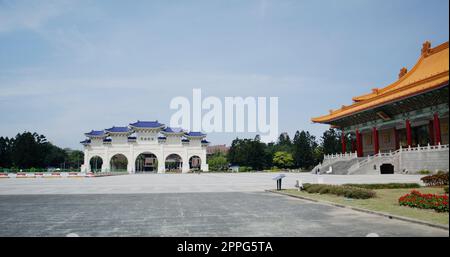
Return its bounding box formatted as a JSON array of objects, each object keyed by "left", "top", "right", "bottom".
[
  {"left": 85, "top": 130, "right": 106, "bottom": 137},
  {"left": 163, "top": 127, "right": 185, "bottom": 133},
  {"left": 80, "top": 139, "right": 91, "bottom": 144},
  {"left": 103, "top": 138, "right": 112, "bottom": 142},
  {"left": 158, "top": 136, "right": 167, "bottom": 140},
  {"left": 129, "top": 120, "right": 164, "bottom": 128},
  {"left": 201, "top": 140, "right": 210, "bottom": 144},
  {"left": 128, "top": 136, "right": 136, "bottom": 140},
  {"left": 186, "top": 131, "right": 206, "bottom": 137},
  {"left": 182, "top": 138, "right": 190, "bottom": 142},
  {"left": 105, "top": 126, "right": 131, "bottom": 133}
]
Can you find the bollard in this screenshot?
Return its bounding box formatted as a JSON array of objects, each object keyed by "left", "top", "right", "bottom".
[{"left": 272, "top": 174, "right": 286, "bottom": 191}]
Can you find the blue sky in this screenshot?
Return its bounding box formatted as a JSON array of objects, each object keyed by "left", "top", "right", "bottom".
[{"left": 0, "top": 0, "right": 449, "bottom": 149}]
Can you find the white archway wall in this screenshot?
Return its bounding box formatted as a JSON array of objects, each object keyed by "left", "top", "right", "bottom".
[
  {"left": 164, "top": 153, "right": 184, "bottom": 172},
  {"left": 188, "top": 150, "right": 209, "bottom": 171},
  {"left": 134, "top": 150, "right": 161, "bottom": 173},
  {"left": 109, "top": 153, "right": 129, "bottom": 172},
  {"left": 189, "top": 155, "right": 201, "bottom": 169},
  {"left": 82, "top": 144, "right": 208, "bottom": 173},
  {"left": 87, "top": 154, "right": 105, "bottom": 172}
]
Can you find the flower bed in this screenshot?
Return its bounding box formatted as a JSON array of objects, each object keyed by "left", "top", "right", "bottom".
[{"left": 399, "top": 190, "right": 449, "bottom": 212}]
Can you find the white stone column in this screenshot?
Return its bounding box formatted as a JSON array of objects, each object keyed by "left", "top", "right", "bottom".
[
  {"left": 128, "top": 144, "right": 134, "bottom": 174},
  {"left": 158, "top": 160, "right": 165, "bottom": 173},
  {"left": 182, "top": 150, "right": 189, "bottom": 173},
  {"left": 201, "top": 152, "right": 208, "bottom": 171},
  {"left": 158, "top": 146, "right": 165, "bottom": 173},
  {"left": 102, "top": 146, "right": 110, "bottom": 172},
  {"left": 182, "top": 161, "right": 189, "bottom": 173},
  {"left": 82, "top": 148, "right": 89, "bottom": 172}
]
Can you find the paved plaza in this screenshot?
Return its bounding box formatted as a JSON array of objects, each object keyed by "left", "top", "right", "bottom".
[
  {"left": 0, "top": 173, "right": 447, "bottom": 237},
  {"left": 0, "top": 192, "right": 448, "bottom": 237},
  {"left": 0, "top": 172, "right": 426, "bottom": 195}
]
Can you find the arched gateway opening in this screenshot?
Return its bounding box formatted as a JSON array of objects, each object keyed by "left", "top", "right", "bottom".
[
  {"left": 89, "top": 156, "right": 103, "bottom": 173},
  {"left": 165, "top": 154, "right": 183, "bottom": 173},
  {"left": 110, "top": 154, "right": 128, "bottom": 172},
  {"left": 189, "top": 156, "right": 201, "bottom": 170},
  {"left": 380, "top": 163, "right": 395, "bottom": 174},
  {"left": 135, "top": 153, "right": 158, "bottom": 173}
]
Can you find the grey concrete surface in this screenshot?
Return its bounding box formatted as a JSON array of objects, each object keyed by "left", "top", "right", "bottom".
[
  {"left": 0, "top": 173, "right": 426, "bottom": 195},
  {"left": 0, "top": 192, "right": 447, "bottom": 237}
]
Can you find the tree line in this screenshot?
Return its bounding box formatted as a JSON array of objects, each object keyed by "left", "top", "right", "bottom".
[
  {"left": 1, "top": 129, "right": 344, "bottom": 172},
  {"left": 208, "top": 128, "right": 344, "bottom": 171},
  {"left": 0, "top": 132, "right": 83, "bottom": 171}
]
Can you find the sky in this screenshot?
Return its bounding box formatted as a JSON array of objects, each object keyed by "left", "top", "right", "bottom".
[{"left": 0, "top": 0, "right": 449, "bottom": 150}]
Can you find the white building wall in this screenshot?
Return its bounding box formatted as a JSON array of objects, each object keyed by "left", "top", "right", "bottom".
[
  {"left": 82, "top": 140, "right": 208, "bottom": 173},
  {"left": 398, "top": 149, "right": 449, "bottom": 173}
]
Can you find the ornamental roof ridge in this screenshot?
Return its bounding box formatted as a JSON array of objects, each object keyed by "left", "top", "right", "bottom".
[
  {"left": 129, "top": 120, "right": 165, "bottom": 128},
  {"left": 185, "top": 131, "right": 207, "bottom": 137},
  {"left": 105, "top": 126, "right": 132, "bottom": 133},
  {"left": 352, "top": 41, "right": 449, "bottom": 102},
  {"left": 162, "top": 127, "right": 186, "bottom": 133},
  {"left": 84, "top": 130, "right": 106, "bottom": 137}
]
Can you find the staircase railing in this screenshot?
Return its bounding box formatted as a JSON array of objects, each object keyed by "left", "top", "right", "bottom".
[
  {"left": 313, "top": 144, "right": 448, "bottom": 174},
  {"left": 349, "top": 143, "right": 449, "bottom": 174},
  {"left": 312, "top": 151, "right": 358, "bottom": 173}
]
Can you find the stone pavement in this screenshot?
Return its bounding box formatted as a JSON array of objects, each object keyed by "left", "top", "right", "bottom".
[
  {"left": 0, "top": 192, "right": 447, "bottom": 237},
  {"left": 0, "top": 172, "right": 426, "bottom": 195}
]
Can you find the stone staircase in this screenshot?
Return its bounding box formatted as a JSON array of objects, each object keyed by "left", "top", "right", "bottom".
[
  {"left": 310, "top": 144, "right": 449, "bottom": 175},
  {"left": 310, "top": 152, "right": 358, "bottom": 175},
  {"left": 347, "top": 153, "right": 397, "bottom": 175}
]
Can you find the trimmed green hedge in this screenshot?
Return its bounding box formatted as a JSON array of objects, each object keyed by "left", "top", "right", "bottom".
[
  {"left": 302, "top": 183, "right": 376, "bottom": 199},
  {"left": 238, "top": 166, "right": 252, "bottom": 172},
  {"left": 418, "top": 170, "right": 431, "bottom": 175},
  {"left": 444, "top": 186, "right": 449, "bottom": 194},
  {"left": 343, "top": 183, "right": 421, "bottom": 190}
]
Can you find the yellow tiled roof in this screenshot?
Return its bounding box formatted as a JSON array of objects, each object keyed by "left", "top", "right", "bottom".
[{"left": 311, "top": 41, "right": 449, "bottom": 124}]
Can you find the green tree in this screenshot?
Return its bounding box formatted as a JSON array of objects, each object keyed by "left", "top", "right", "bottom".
[
  {"left": 272, "top": 151, "right": 294, "bottom": 168},
  {"left": 207, "top": 153, "right": 229, "bottom": 171},
  {"left": 11, "top": 132, "right": 43, "bottom": 168},
  {"left": 277, "top": 132, "right": 292, "bottom": 151},
  {"left": 293, "top": 130, "right": 315, "bottom": 169},
  {"left": 321, "top": 128, "right": 341, "bottom": 155},
  {"left": 313, "top": 145, "right": 324, "bottom": 164},
  {"left": 65, "top": 149, "right": 84, "bottom": 169},
  {"left": 227, "top": 136, "right": 268, "bottom": 170},
  {"left": 0, "top": 137, "right": 13, "bottom": 168},
  {"left": 4, "top": 132, "right": 71, "bottom": 169}
]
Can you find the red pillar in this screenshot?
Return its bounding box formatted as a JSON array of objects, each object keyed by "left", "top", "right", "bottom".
[
  {"left": 394, "top": 128, "right": 400, "bottom": 149},
  {"left": 356, "top": 129, "right": 363, "bottom": 157},
  {"left": 341, "top": 130, "right": 346, "bottom": 153},
  {"left": 351, "top": 137, "right": 356, "bottom": 153},
  {"left": 428, "top": 120, "right": 435, "bottom": 145},
  {"left": 406, "top": 119, "right": 412, "bottom": 146},
  {"left": 373, "top": 127, "right": 379, "bottom": 154},
  {"left": 433, "top": 113, "right": 441, "bottom": 145}
]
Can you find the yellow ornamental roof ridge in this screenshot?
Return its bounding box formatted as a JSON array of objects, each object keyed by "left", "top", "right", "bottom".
[
  {"left": 311, "top": 41, "right": 449, "bottom": 124},
  {"left": 352, "top": 41, "right": 449, "bottom": 102}
]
